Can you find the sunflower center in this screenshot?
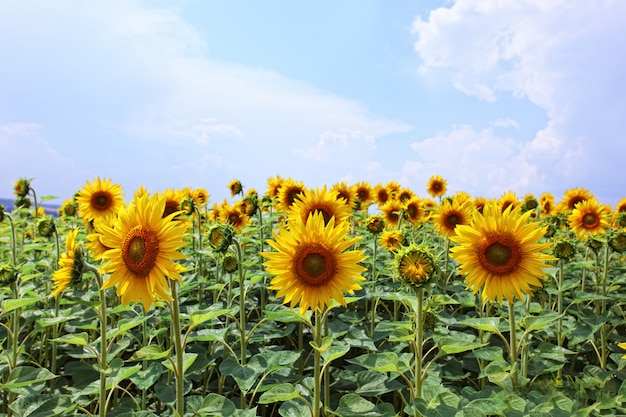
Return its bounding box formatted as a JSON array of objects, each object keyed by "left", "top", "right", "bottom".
[
  {"left": 478, "top": 234, "right": 521, "bottom": 274},
  {"left": 295, "top": 243, "right": 335, "bottom": 285},
  {"left": 445, "top": 213, "right": 460, "bottom": 228},
  {"left": 92, "top": 192, "right": 112, "bottom": 211},
  {"left": 583, "top": 213, "right": 598, "bottom": 228},
  {"left": 122, "top": 226, "right": 159, "bottom": 277}
]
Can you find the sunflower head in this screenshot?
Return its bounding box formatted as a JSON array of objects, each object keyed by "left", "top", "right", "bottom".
[
  {"left": 179, "top": 196, "right": 196, "bottom": 216},
  {"left": 76, "top": 177, "right": 125, "bottom": 223},
  {"left": 219, "top": 204, "right": 250, "bottom": 232},
  {"left": 241, "top": 193, "right": 259, "bottom": 217},
  {"left": 15, "top": 196, "right": 31, "bottom": 210},
  {"left": 379, "top": 230, "right": 407, "bottom": 253},
  {"left": 373, "top": 183, "right": 391, "bottom": 206},
  {"left": 522, "top": 195, "right": 539, "bottom": 213},
  {"left": 261, "top": 211, "right": 366, "bottom": 314},
  {"left": 609, "top": 230, "right": 626, "bottom": 254},
  {"left": 228, "top": 179, "right": 243, "bottom": 197},
  {"left": 426, "top": 175, "right": 447, "bottom": 198},
  {"left": 37, "top": 216, "right": 56, "bottom": 238},
  {"left": 13, "top": 178, "right": 31, "bottom": 198},
  {"left": 566, "top": 199, "right": 610, "bottom": 240},
  {"left": 58, "top": 199, "right": 78, "bottom": 218},
  {"left": 450, "top": 202, "right": 556, "bottom": 304},
  {"left": 380, "top": 200, "right": 403, "bottom": 227},
  {"left": 433, "top": 198, "right": 472, "bottom": 238},
  {"left": 288, "top": 186, "right": 352, "bottom": 226},
  {"left": 352, "top": 181, "right": 373, "bottom": 208},
  {"left": 586, "top": 236, "right": 604, "bottom": 254},
  {"left": 404, "top": 197, "right": 423, "bottom": 226},
  {"left": 222, "top": 253, "right": 239, "bottom": 273},
  {"left": 208, "top": 223, "right": 235, "bottom": 253},
  {"left": 0, "top": 204, "right": 5, "bottom": 223},
  {"left": 615, "top": 212, "right": 626, "bottom": 229},
  {"left": 0, "top": 263, "right": 18, "bottom": 286},
  {"left": 366, "top": 215, "right": 385, "bottom": 234},
  {"left": 553, "top": 238, "right": 577, "bottom": 261},
  {"left": 395, "top": 244, "right": 437, "bottom": 289},
  {"left": 52, "top": 228, "right": 85, "bottom": 297},
  {"left": 276, "top": 178, "right": 305, "bottom": 213}
]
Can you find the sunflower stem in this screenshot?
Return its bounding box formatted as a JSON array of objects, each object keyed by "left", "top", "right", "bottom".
[
  {"left": 414, "top": 287, "right": 424, "bottom": 402},
  {"left": 600, "top": 241, "right": 610, "bottom": 369},
  {"left": 508, "top": 301, "right": 519, "bottom": 391},
  {"left": 557, "top": 259, "right": 564, "bottom": 381},
  {"left": 313, "top": 310, "right": 323, "bottom": 417},
  {"left": 169, "top": 279, "right": 185, "bottom": 417}
]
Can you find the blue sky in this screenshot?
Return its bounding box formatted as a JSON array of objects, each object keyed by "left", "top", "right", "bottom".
[{"left": 1, "top": 0, "right": 625, "bottom": 207}]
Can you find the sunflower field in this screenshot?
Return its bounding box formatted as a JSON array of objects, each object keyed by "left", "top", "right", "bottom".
[{"left": 2, "top": 176, "right": 626, "bottom": 417}]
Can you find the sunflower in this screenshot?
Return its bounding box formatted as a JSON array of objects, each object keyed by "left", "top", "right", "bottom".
[
  {"left": 192, "top": 187, "right": 210, "bottom": 207},
  {"left": 373, "top": 183, "right": 391, "bottom": 206},
  {"left": 499, "top": 190, "right": 520, "bottom": 213},
  {"left": 276, "top": 178, "right": 305, "bottom": 213},
  {"left": 539, "top": 192, "right": 555, "bottom": 217},
  {"left": 473, "top": 196, "right": 488, "bottom": 214},
  {"left": 380, "top": 199, "right": 403, "bottom": 227},
  {"left": 160, "top": 189, "right": 184, "bottom": 218},
  {"left": 378, "top": 230, "right": 406, "bottom": 253},
  {"left": 266, "top": 175, "right": 284, "bottom": 200},
  {"left": 288, "top": 186, "right": 352, "bottom": 226},
  {"left": 421, "top": 198, "right": 438, "bottom": 222},
  {"left": 522, "top": 194, "right": 539, "bottom": 213},
  {"left": 397, "top": 188, "right": 415, "bottom": 204},
  {"left": 395, "top": 244, "right": 437, "bottom": 288},
  {"left": 352, "top": 181, "right": 373, "bottom": 208},
  {"left": 51, "top": 228, "right": 84, "bottom": 297},
  {"left": 331, "top": 181, "right": 357, "bottom": 210},
  {"left": 556, "top": 187, "right": 595, "bottom": 214},
  {"left": 261, "top": 211, "right": 366, "bottom": 314},
  {"left": 58, "top": 198, "right": 78, "bottom": 218},
  {"left": 404, "top": 197, "right": 423, "bottom": 226},
  {"left": 619, "top": 342, "right": 626, "bottom": 359},
  {"left": 97, "top": 194, "right": 188, "bottom": 310},
  {"left": 615, "top": 197, "right": 626, "bottom": 214},
  {"left": 566, "top": 199, "right": 610, "bottom": 240},
  {"left": 426, "top": 175, "right": 447, "bottom": 198},
  {"left": 13, "top": 177, "right": 31, "bottom": 198},
  {"left": 366, "top": 214, "right": 384, "bottom": 234},
  {"left": 449, "top": 202, "right": 555, "bottom": 304},
  {"left": 433, "top": 198, "right": 473, "bottom": 238},
  {"left": 219, "top": 203, "right": 250, "bottom": 232},
  {"left": 76, "top": 177, "right": 125, "bottom": 223},
  {"left": 228, "top": 179, "right": 243, "bottom": 197}
]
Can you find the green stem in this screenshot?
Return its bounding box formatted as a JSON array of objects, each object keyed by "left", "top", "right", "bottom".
[
  {"left": 234, "top": 239, "right": 247, "bottom": 408},
  {"left": 414, "top": 287, "right": 424, "bottom": 401},
  {"left": 169, "top": 279, "right": 185, "bottom": 417},
  {"left": 557, "top": 259, "right": 564, "bottom": 380},
  {"left": 600, "top": 242, "right": 610, "bottom": 369},
  {"left": 508, "top": 301, "right": 519, "bottom": 391},
  {"left": 313, "top": 310, "right": 323, "bottom": 417},
  {"left": 84, "top": 263, "right": 107, "bottom": 417}
]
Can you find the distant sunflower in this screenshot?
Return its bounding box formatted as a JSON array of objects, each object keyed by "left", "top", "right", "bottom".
[
  {"left": 352, "top": 181, "right": 373, "bottom": 208},
  {"left": 395, "top": 244, "right": 436, "bottom": 288},
  {"left": 378, "top": 230, "right": 406, "bottom": 253},
  {"left": 13, "top": 178, "right": 31, "bottom": 198},
  {"left": 192, "top": 187, "right": 210, "bottom": 207},
  {"left": 499, "top": 190, "right": 520, "bottom": 213},
  {"left": 615, "top": 197, "right": 626, "bottom": 214},
  {"left": 98, "top": 194, "right": 188, "bottom": 310},
  {"left": 426, "top": 175, "right": 447, "bottom": 198},
  {"left": 380, "top": 199, "right": 403, "bottom": 227},
  {"left": 331, "top": 181, "right": 357, "bottom": 210},
  {"left": 51, "top": 228, "right": 84, "bottom": 297},
  {"left": 556, "top": 187, "right": 594, "bottom": 214},
  {"left": 276, "top": 178, "right": 305, "bottom": 213},
  {"left": 567, "top": 199, "right": 610, "bottom": 240},
  {"left": 219, "top": 203, "right": 251, "bottom": 232},
  {"left": 373, "top": 183, "right": 391, "bottom": 206},
  {"left": 397, "top": 188, "right": 415, "bottom": 204},
  {"left": 289, "top": 186, "right": 352, "bottom": 226},
  {"left": 261, "top": 212, "right": 366, "bottom": 313},
  {"left": 473, "top": 196, "right": 488, "bottom": 214},
  {"left": 433, "top": 198, "right": 472, "bottom": 238},
  {"left": 159, "top": 189, "right": 184, "bottom": 218},
  {"left": 228, "top": 179, "right": 243, "bottom": 197},
  {"left": 539, "top": 192, "right": 555, "bottom": 217},
  {"left": 421, "top": 198, "right": 438, "bottom": 222},
  {"left": 450, "top": 202, "right": 555, "bottom": 304},
  {"left": 404, "top": 197, "right": 423, "bottom": 226},
  {"left": 266, "top": 175, "right": 284, "bottom": 200},
  {"left": 76, "top": 177, "right": 125, "bottom": 223}
]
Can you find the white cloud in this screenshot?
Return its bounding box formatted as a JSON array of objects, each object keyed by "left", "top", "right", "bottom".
[
  {"left": 293, "top": 129, "right": 377, "bottom": 162},
  {"left": 411, "top": 0, "right": 626, "bottom": 204}
]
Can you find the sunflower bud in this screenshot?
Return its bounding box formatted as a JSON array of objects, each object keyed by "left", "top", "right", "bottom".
[
  {"left": 586, "top": 236, "right": 604, "bottom": 254},
  {"left": 208, "top": 223, "right": 235, "bottom": 253},
  {"left": 609, "top": 231, "right": 626, "bottom": 254},
  {"left": 553, "top": 239, "right": 576, "bottom": 261},
  {"left": 616, "top": 212, "right": 626, "bottom": 229},
  {"left": 228, "top": 179, "right": 243, "bottom": 197},
  {"left": 395, "top": 244, "right": 437, "bottom": 289},
  {"left": 0, "top": 204, "right": 5, "bottom": 223},
  {"left": 59, "top": 199, "right": 78, "bottom": 218},
  {"left": 222, "top": 252, "right": 238, "bottom": 273},
  {"left": 0, "top": 263, "right": 18, "bottom": 286},
  {"left": 366, "top": 215, "right": 384, "bottom": 235},
  {"left": 14, "top": 196, "right": 31, "bottom": 210},
  {"left": 37, "top": 217, "right": 56, "bottom": 238},
  {"left": 13, "top": 178, "right": 31, "bottom": 198},
  {"left": 179, "top": 196, "right": 196, "bottom": 216}
]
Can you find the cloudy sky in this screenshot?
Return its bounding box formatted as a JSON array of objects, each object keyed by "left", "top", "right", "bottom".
[{"left": 1, "top": 0, "right": 624, "bottom": 207}]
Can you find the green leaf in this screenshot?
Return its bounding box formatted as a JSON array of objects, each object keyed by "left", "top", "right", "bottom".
[
  {"left": 310, "top": 336, "right": 333, "bottom": 352},
  {"left": 263, "top": 307, "right": 310, "bottom": 324},
  {"left": 279, "top": 399, "right": 312, "bottom": 417},
  {"left": 1, "top": 297, "right": 42, "bottom": 315},
  {"left": 9, "top": 394, "right": 76, "bottom": 417},
  {"left": 130, "top": 362, "right": 163, "bottom": 391},
  {"left": 189, "top": 308, "right": 230, "bottom": 329},
  {"left": 196, "top": 393, "right": 237, "bottom": 416},
  {"left": 334, "top": 393, "right": 396, "bottom": 417},
  {"left": 348, "top": 352, "right": 400, "bottom": 373},
  {"left": 462, "top": 398, "right": 506, "bottom": 417},
  {"left": 521, "top": 312, "right": 562, "bottom": 333},
  {"left": 459, "top": 317, "right": 502, "bottom": 334},
  {"left": 258, "top": 383, "right": 300, "bottom": 404},
  {"left": 50, "top": 332, "right": 89, "bottom": 346},
  {"left": 0, "top": 366, "right": 57, "bottom": 392},
  {"left": 129, "top": 345, "right": 172, "bottom": 361},
  {"left": 436, "top": 337, "right": 486, "bottom": 355},
  {"left": 219, "top": 357, "right": 262, "bottom": 393},
  {"left": 321, "top": 340, "right": 351, "bottom": 363},
  {"left": 107, "top": 316, "right": 150, "bottom": 340}
]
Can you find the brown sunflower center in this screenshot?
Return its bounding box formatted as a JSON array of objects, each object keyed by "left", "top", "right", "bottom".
[
  {"left": 432, "top": 183, "right": 442, "bottom": 191},
  {"left": 294, "top": 243, "right": 335, "bottom": 285},
  {"left": 163, "top": 201, "right": 179, "bottom": 218},
  {"left": 583, "top": 213, "right": 598, "bottom": 228},
  {"left": 310, "top": 207, "right": 333, "bottom": 225},
  {"left": 445, "top": 213, "right": 460, "bottom": 228},
  {"left": 92, "top": 192, "right": 112, "bottom": 211},
  {"left": 478, "top": 234, "right": 521, "bottom": 274},
  {"left": 569, "top": 197, "right": 585, "bottom": 210},
  {"left": 122, "top": 226, "right": 159, "bottom": 276}
]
